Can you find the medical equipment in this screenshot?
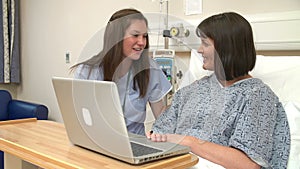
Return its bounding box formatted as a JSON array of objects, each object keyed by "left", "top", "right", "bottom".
[{"left": 153, "top": 49, "right": 179, "bottom": 105}]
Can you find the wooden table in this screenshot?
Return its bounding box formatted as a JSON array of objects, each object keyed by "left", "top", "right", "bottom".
[{"left": 0, "top": 118, "right": 198, "bottom": 169}]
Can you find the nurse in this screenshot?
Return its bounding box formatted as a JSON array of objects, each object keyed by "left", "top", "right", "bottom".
[{"left": 71, "top": 8, "right": 171, "bottom": 135}]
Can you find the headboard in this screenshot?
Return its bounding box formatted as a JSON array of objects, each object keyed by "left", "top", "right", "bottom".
[
  {"left": 247, "top": 10, "right": 300, "bottom": 51},
  {"left": 149, "top": 10, "right": 300, "bottom": 54}
]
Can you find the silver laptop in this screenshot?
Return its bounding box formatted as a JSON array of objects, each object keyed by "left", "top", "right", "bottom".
[{"left": 52, "top": 77, "right": 190, "bottom": 165}]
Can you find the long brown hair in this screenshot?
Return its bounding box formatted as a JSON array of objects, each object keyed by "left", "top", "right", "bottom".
[{"left": 71, "top": 8, "right": 150, "bottom": 97}]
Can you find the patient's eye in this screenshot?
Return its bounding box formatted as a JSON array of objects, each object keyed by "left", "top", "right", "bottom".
[
  {"left": 201, "top": 40, "right": 209, "bottom": 47},
  {"left": 201, "top": 38, "right": 212, "bottom": 47}
]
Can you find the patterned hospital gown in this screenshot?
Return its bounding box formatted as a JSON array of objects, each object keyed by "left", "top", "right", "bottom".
[{"left": 152, "top": 74, "right": 290, "bottom": 169}]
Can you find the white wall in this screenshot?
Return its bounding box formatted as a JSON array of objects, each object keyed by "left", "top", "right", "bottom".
[{"left": 18, "top": 0, "right": 300, "bottom": 122}]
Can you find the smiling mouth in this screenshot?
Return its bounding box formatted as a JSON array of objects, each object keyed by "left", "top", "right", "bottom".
[{"left": 133, "top": 47, "right": 143, "bottom": 51}]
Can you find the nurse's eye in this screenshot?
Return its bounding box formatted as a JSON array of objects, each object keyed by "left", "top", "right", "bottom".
[{"left": 131, "top": 34, "right": 140, "bottom": 37}]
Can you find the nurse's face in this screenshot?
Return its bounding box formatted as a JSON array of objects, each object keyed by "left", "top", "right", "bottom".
[
  {"left": 123, "top": 19, "right": 148, "bottom": 60},
  {"left": 197, "top": 37, "right": 215, "bottom": 71}
]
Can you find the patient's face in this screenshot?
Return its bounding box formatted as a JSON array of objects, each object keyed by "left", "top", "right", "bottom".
[{"left": 198, "top": 37, "right": 214, "bottom": 71}]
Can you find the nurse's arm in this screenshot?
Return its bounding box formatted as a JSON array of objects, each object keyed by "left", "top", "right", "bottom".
[{"left": 149, "top": 99, "right": 166, "bottom": 119}]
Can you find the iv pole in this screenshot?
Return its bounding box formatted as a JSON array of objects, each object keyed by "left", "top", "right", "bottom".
[{"left": 160, "top": 0, "right": 169, "bottom": 49}]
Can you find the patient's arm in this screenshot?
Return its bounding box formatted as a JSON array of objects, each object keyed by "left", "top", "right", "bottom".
[{"left": 148, "top": 133, "right": 261, "bottom": 169}]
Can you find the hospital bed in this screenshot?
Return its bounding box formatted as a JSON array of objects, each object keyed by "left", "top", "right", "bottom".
[{"left": 182, "top": 50, "right": 300, "bottom": 169}]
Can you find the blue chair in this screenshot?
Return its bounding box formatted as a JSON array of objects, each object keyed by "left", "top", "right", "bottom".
[{"left": 0, "top": 89, "right": 48, "bottom": 169}]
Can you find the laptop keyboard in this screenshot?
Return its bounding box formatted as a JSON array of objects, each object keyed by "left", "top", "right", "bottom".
[{"left": 130, "top": 142, "right": 163, "bottom": 157}]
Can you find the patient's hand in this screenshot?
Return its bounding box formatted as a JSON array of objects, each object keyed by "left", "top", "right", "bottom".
[
  {"left": 147, "top": 131, "right": 186, "bottom": 144},
  {"left": 147, "top": 132, "right": 167, "bottom": 142}
]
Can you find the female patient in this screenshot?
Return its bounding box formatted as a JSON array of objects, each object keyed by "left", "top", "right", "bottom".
[
  {"left": 148, "top": 12, "right": 290, "bottom": 169},
  {"left": 71, "top": 8, "right": 171, "bottom": 135}
]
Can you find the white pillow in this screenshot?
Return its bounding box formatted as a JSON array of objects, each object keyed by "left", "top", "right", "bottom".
[
  {"left": 284, "top": 102, "right": 300, "bottom": 169},
  {"left": 250, "top": 55, "right": 300, "bottom": 104}
]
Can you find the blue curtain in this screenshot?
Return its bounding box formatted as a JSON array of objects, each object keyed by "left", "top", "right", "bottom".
[{"left": 0, "top": 0, "right": 20, "bottom": 83}]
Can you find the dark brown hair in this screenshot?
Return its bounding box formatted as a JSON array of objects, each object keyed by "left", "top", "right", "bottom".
[
  {"left": 71, "top": 8, "right": 150, "bottom": 97},
  {"left": 196, "top": 12, "right": 256, "bottom": 81}
]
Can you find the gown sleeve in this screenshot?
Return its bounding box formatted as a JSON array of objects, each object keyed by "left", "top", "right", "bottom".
[{"left": 228, "top": 85, "right": 290, "bottom": 168}]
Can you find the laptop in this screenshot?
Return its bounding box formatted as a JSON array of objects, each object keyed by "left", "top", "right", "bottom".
[{"left": 52, "top": 77, "right": 190, "bottom": 165}]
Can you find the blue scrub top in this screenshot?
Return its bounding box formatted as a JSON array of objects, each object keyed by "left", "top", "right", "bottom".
[{"left": 74, "top": 60, "right": 172, "bottom": 135}]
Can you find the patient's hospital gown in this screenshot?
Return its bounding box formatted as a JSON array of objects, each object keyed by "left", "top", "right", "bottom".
[
  {"left": 74, "top": 63, "right": 171, "bottom": 135},
  {"left": 152, "top": 74, "right": 290, "bottom": 169}
]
